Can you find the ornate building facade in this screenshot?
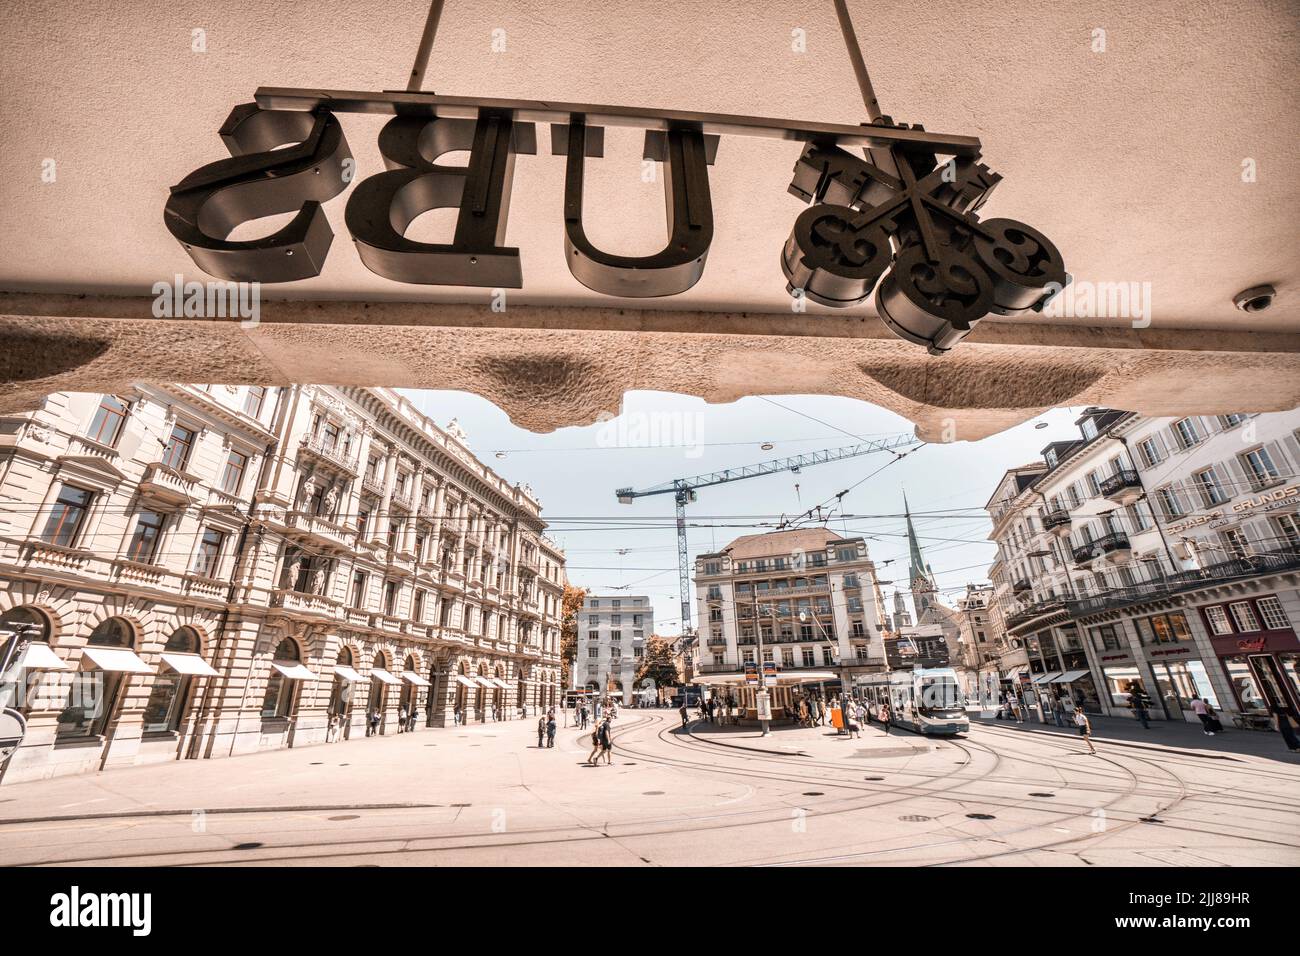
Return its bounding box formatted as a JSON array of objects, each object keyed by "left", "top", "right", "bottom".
[{"left": 0, "top": 385, "right": 565, "bottom": 784}]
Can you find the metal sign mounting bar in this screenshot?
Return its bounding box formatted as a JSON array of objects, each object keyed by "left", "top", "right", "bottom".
[{"left": 252, "top": 86, "right": 983, "bottom": 156}]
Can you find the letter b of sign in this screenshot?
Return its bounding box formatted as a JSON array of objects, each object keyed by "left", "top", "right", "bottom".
[
  {"left": 344, "top": 111, "right": 536, "bottom": 287},
  {"left": 164, "top": 104, "right": 353, "bottom": 282}
]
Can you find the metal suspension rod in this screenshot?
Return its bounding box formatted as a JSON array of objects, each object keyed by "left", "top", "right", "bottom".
[
  {"left": 831, "top": 0, "right": 883, "bottom": 121},
  {"left": 407, "top": 0, "right": 447, "bottom": 92}
]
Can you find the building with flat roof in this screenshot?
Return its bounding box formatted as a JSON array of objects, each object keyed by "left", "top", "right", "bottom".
[{"left": 573, "top": 594, "right": 652, "bottom": 704}]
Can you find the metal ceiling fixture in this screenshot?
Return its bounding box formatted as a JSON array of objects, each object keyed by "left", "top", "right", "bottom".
[{"left": 163, "top": 0, "right": 1065, "bottom": 355}]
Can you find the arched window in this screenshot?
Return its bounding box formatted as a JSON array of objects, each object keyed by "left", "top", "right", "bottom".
[
  {"left": 399, "top": 654, "right": 418, "bottom": 714},
  {"left": 328, "top": 646, "right": 355, "bottom": 720},
  {"left": 367, "top": 652, "right": 389, "bottom": 717},
  {"left": 1, "top": 607, "right": 54, "bottom": 712},
  {"left": 58, "top": 618, "right": 132, "bottom": 737},
  {"left": 142, "top": 627, "right": 202, "bottom": 734},
  {"left": 260, "top": 638, "right": 301, "bottom": 719},
  {"left": 474, "top": 665, "right": 486, "bottom": 720}
]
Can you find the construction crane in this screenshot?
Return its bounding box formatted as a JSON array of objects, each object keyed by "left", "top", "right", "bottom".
[{"left": 615, "top": 435, "right": 920, "bottom": 634}]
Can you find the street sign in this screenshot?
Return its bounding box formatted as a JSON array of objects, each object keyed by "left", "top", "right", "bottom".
[
  {"left": 762, "top": 660, "right": 778, "bottom": 678},
  {"left": 744, "top": 662, "right": 758, "bottom": 685},
  {"left": 0, "top": 707, "right": 26, "bottom": 762}
]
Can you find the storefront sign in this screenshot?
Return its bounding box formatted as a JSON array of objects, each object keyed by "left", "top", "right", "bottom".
[
  {"left": 1236, "top": 637, "right": 1268, "bottom": 652},
  {"left": 1166, "top": 483, "right": 1299, "bottom": 534},
  {"left": 165, "top": 88, "right": 1064, "bottom": 354},
  {"left": 1100, "top": 653, "right": 1132, "bottom": 663},
  {"left": 1149, "top": 646, "right": 1191, "bottom": 657}
]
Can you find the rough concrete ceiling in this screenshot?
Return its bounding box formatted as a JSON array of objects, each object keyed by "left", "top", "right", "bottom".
[{"left": 2, "top": 0, "right": 1297, "bottom": 331}]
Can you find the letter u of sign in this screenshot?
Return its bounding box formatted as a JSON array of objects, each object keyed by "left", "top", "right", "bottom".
[
  {"left": 560, "top": 119, "right": 716, "bottom": 297},
  {"left": 164, "top": 104, "right": 353, "bottom": 282},
  {"left": 345, "top": 111, "right": 536, "bottom": 288}
]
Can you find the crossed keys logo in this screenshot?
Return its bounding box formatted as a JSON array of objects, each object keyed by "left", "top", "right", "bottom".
[{"left": 782, "top": 120, "right": 1067, "bottom": 354}]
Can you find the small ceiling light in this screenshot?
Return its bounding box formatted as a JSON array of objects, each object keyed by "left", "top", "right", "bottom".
[
  {"left": 1233, "top": 284, "right": 1276, "bottom": 313},
  {"left": 494, "top": 451, "right": 507, "bottom": 459},
  {"left": 1034, "top": 422, "right": 1049, "bottom": 430},
  {"left": 761, "top": 442, "right": 775, "bottom": 450}
]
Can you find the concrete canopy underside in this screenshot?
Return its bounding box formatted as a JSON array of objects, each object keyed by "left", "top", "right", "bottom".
[{"left": 2, "top": 294, "right": 1298, "bottom": 441}]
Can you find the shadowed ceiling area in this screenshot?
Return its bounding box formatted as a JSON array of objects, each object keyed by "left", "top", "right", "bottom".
[{"left": 1, "top": 0, "right": 1297, "bottom": 332}]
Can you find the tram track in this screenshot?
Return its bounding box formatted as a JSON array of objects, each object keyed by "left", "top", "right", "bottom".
[{"left": 1, "top": 711, "right": 1291, "bottom": 867}]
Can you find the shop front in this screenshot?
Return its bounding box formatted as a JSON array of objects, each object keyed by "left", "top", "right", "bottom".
[
  {"left": 1198, "top": 593, "right": 1300, "bottom": 727},
  {"left": 1020, "top": 626, "right": 1104, "bottom": 718}
]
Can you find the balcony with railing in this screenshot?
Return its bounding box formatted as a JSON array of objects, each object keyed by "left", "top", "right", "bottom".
[
  {"left": 21, "top": 541, "right": 94, "bottom": 573},
  {"left": 1012, "top": 578, "right": 1032, "bottom": 595},
  {"left": 361, "top": 472, "right": 385, "bottom": 497},
  {"left": 283, "top": 511, "right": 355, "bottom": 553},
  {"left": 1072, "top": 543, "right": 1098, "bottom": 567},
  {"left": 1042, "top": 509, "right": 1072, "bottom": 536},
  {"left": 838, "top": 655, "right": 887, "bottom": 668},
  {"left": 299, "top": 434, "right": 359, "bottom": 475},
  {"left": 138, "top": 462, "right": 198, "bottom": 507},
  {"left": 1099, "top": 469, "right": 1142, "bottom": 503},
  {"left": 1068, "top": 543, "right": 1300, "bottom": 617},
  {"left": 268, "top": 588, "right": 341, "bottom": 618},
  {"left": 1096, "top": 531, "right": 1132, "bottom": 563}
]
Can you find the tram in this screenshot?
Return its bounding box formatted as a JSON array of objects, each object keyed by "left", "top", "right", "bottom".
[{"left": 856, "top": 667, "right": 970, "bottom": 735}]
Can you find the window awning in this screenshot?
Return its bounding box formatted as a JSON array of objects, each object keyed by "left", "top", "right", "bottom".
[
  {"left": 370, "top": 668, "right": 402, "bottom": 685},
  {"left": 455, "top": 675, "right": 477, "bottom": 688},
  {"left": 1053, "top": 669, "right": 1092, "bottom": 683},
  {"left": 333, "top": 665, "right": 365, "bottom": 682},
  {"left": 271, "top": 661, "right": 319, "bottom": 681},
  {"left": 80, "top": 647, "right": 154, "bottom": 674},
  {"left": 9, "top": 642, "right": 68, "bottom": 671},
  {"left": 160, "top": 653, "right": 219, "bottom": 676},
  {"left": 1032, "top": 671, "right": 1062, "bottom": 684},
  {"left": 401, "top": 671, "right": 431, "bottom": 686},
  {"left": 473, "top": 676, "right": 496, "bottom": 689},
  {"left": 489, "top": 677, "right": 510, "bottom": 689}
]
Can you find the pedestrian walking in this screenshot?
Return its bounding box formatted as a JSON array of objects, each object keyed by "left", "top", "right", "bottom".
[
  {"left": 1190, "top": 695, "right": 1217, "bottom": 736},
  {"left": 586, "top": 723, "right": 602, "bottom": 764},
  {"left": 679, "top": 702, "right": 689, "bottom": 728},
  {"left": 454, "top": 705, "right": 463, "bottom": 726},
  {"left": 1273, "top": 703, "right": 1300, "bottom": 752},
  {"left": 598, "top": 717, "right": 614, "bottom": 765},
  {"left": 327, "top": 713, "right": 340, "bottom": 743},
  {"left": 367, "top": 708, "right": 381, "bottom": 737},
  {"left": 536, "top": 715, "right": 546, "bottom": 747},
  {"left": 1128, "top": 684, "right": 1151, "bottom": 729},
  {"left": 398, "top": 704, "right": 408, "bottom": 733},
  {"left": 1073, "top": 706, "right": 1096, "bottom": 755},
  {"left": 546, "top": 714, "right": 557, "bottom": 748},
  {"left": 879, "top": 700, "right": 891, "bottom": 735}
]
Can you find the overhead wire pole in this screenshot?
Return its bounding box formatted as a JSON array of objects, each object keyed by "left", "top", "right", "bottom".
[{"left": 407, "top": 0, "right": 447, "bottom": 92}]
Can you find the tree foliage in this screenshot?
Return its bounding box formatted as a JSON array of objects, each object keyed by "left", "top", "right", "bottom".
[
  {"left": 636, "top": 635, "right": 681, "bottom": 691},
  {"left": 559, "top": 583, "right": 586, "bottom": 689}
]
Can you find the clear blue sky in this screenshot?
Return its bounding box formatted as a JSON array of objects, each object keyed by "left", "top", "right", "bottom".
[{"left": 400, "top": 389, "right": 1082, "bottom": 635}]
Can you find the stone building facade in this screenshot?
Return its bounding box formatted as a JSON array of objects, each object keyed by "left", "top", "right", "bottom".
[
  {"left": 573, "top": 594, "right": 653, "bottom": 704},
  {"left": 984, "top": 406, "right": 1300, "bottom": 725},
  {"left": 0, "top": 385, "right": 565, "bottom": 784}
]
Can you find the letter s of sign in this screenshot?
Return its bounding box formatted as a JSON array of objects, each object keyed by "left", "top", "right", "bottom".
[
  {"left": 345, "top": 110, "right": 536, "bottom": 288},
  {"left": 559, "top": 118, "right": 716, "bottom": 297},
  {"left": 164, "top": 104, "right": 353, "bottom": 282}
]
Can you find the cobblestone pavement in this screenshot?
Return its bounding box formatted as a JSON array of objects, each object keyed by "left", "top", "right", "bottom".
[{"left": 1, "top": 710, "right": 1296, "bottom": 866}]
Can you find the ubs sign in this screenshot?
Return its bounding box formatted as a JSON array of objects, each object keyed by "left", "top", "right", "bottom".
[{"left": 164, "top": 87, "right": 1065, "bottom": 355}]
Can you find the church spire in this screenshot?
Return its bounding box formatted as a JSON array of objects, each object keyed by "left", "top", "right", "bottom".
[{"left": 904, "top": 492, "right": 937, "bottom": 617}]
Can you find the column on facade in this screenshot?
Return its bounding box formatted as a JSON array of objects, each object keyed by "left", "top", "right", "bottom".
[
  {"left": 346, "top": 424, "right": 374, "bottom": 538},
  {"left": 377, "top": 449, "right": 397, "bottom": 547},
  {"left": 402, "top": 467, "right": 424, "bottom": 557}
]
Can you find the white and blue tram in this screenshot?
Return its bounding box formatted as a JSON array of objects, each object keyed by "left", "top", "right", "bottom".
[{"left": 855, "top": 667, "right": 970, "bottom": 735}]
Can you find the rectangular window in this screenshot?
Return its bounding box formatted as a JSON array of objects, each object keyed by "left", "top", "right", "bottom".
[
  {"left": 1228, "top": 601, "right": 1260, "bottom": 632},
  {"left": 87, "top": 395, "right": 129, "bottom": 446},
  {"left": 1204, "top": 605, "right": 1233, "bottom": 636},
  {"left": 413, "top": 589, "right": 427, "bottom": 622},
  {"left": 126, "top": 510, "right": 165, "bottom": 563},
  {"left": 1274, "top": 514, "right": 1300, "bottom": 549},
  {"left": 1220, "top": 528, "right": 1249, "bottom": 559},
  {"left": 41, "top": 485, "right": 93, "bottom": 547},
  {"left": 1137, "top": 438, "right": 1162, "bottom": 468},
  {"left": 1218, "top": 414, "right": 1245, "bottom": 429},
  {"left": 1256, "top": 596, "right": 1290, "bottom": 631},
  {"left": 801, "top": 648, "right": 815, "bottom": 667},
  {"left": 193, "top": 528, "right": 225, "bottom": 577},
  {"left": 384, "top": 581, "right": 398, "bottom": 616},
  {"left": 351, "top": 571, "right": 367, "bottom": 609},
  {"left": 221, "top": 450, "right": 249, "bottom": 495},
  {"left": 243, "top": 386, "right": 267, "bottom": 418},
  {"left": 1155, "top": 487, "right": 1185, "bottom": 518},
  {"left": 1192, "top": 467, "right": 1226, "bottom": 507},
  {"left": 1172, "top": 417, "right": 1201, "bottom": 449},
  {"left": 161, "top": 424, "right": 196, "bottom": 471},
  {"left": 1240, "top": 447, "right": 1280, "bottom": 489}
]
